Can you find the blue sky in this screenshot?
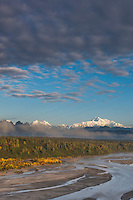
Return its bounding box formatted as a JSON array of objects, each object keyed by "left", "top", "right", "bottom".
[{"left": 0, "top": 0, "right": 133, "bottom": 126}]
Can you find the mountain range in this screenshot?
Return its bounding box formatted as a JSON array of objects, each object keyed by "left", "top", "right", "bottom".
[
  {"left": 0, "top": 117, "right": 133, "bottom": 139},
  {"left": 3, "top": 117, "right": 126, "bottom": 129}
]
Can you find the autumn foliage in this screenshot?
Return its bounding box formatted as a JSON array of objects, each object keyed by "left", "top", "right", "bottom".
[{"left": 0, "top": 136, "right": 133, "bottom": 171}]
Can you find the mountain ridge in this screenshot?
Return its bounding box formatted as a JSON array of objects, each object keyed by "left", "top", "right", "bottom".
[
  {"left": 64, "top": 117, "right": 125, "bottom": 129},
  {"left": 3, "top": 117, "right": 126, "bottom": 128}
]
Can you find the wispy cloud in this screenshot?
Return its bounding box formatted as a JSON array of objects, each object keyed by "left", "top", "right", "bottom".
[
  {"left": 0, "top": 84, "right": 24, "bottom": 95},
  {"left": 108, "top": 82, "right": 120, "bottom": 87},
  {"left": 85, "top": 82, "right": 100, "bottom": 89},
  {"left": 8, "top": 88, "right": 24, "bottom": 93},
  {"left": 63, "top": 95, "right": 81, "bottom": 102},
  {"left": 97, "top": 90, "right": 116, "bottom": 95},
  {"left": 11, "top": 90, "right": 82, "bottom": 103},
  {"left": 0, "top": 85, "right": 11, "bottom": 90},
  {"left": 62, "top": 68, "right": 79, "bottom": 82},
  {"left": 28, "top": 65, "right": 42, "bottom": 74},
  {"left": 107, "top": 95, "right": 120, "bottom": 99},
  {"left": 93, "top": 54, "right": 130, "bottom": 77},
  {"left": 66, "top": 92, "right": 81, "bottom": 97},
  {"left": 0, "top": 67, "right": 29, "bottom": 79}
]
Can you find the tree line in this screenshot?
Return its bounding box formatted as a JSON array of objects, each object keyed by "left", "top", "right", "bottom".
[{"left": 0, "top": 137, "right": 133, "bottom": 159}]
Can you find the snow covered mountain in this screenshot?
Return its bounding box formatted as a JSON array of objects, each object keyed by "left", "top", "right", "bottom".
[
  {"left": 68, "top": 117, "right": 125, "bottom": 128},
  {"left": 31, "top": 120, "right": 51, "bottom": 127},
  {"left": 11, "top": 117, "right": 125, "bottom": 129}
]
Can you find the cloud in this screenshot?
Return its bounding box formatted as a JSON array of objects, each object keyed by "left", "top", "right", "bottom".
[
  {"left": 108, "top": 82, "right": 120, "bottom": 87},
  {"left": 0, "top": 0, "right": 132, "bottom": 76},
  {"left": 32, "top": 90, "right": 45, "bottom": 94},
  {"left": 96, "top": 71, "right": 105, "bottom": 75},
  {"left": 0, "top": 0, "right": 133, "bottom": 104},
  {"left": 12, "top": 93, "right": 36, "bottom": 98},
  {"left": 93, "top": 54, "right": 130, "bottom": 76},
  {"left": 11, "top": 90, "right": 82, "bottom": 103},
  {"left": 8, "top": 88, "right": 24, "bottom": 93},
  {"left": 0, "top": 85, "right": 11, "bottom": 90},
  {"left": 107, "top": 95, "right": 120, "bottom": 99},
  {"left": 0, "top": 83, "right": 25, "bottom": 95},
  {"left": 97, "top": 90, "right": 116, "bottom": 95},
  {"left": 62, "top": 68, "right": 79, "bottom": 82},
  {"left": 0, "top": 67, "right": 29, "bottom": 79},
  {"left": 63, "top": 95, "right": 81, "bottom": 102},
  {"left": 47, "top": 99, "right": 66, "bottom": 103},
  {"left": 84, "top": 78, "right": 107, "bottom": 90},
  {"left": 28, "top": 65, "right": 42, "bottom": 74},
  {"left": 85, "top": 82, "right": 100, "bottom": 89},
  {"left": 66, "top": 92, "right": 81, "bottom": 97}
]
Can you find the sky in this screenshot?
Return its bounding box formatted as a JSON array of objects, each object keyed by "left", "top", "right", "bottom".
[{"left": 0, "top": 0, "right": 133, "bottom": 126}]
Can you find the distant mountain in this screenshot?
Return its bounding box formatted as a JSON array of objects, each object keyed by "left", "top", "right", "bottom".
[
  {"left": 15, "top": 121, "right": 23, "bottom": 126},
  {"left": 0, "top": 120, "right": 15, "bottom": 125},
  {"left": 31, "top": 117, "right": 125, "bottom": 129},
  {"left": 57, "top": 124, "right": 69, "bottom": 129},
  {"left": 0, "top": 117, "right": 126, "bottom": 129},
  {"left": 67, "top": 117, "right": 125, "bottom": 129},
  {"left": 31, "top": 120, "right": 51, "bottom": 127}
]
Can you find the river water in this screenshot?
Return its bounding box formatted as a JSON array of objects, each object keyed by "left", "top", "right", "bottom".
[{"left": 51, "top": 153, "right": 133, "bottom": 200}]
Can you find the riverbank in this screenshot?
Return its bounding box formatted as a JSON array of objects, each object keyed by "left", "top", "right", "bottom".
[
  {"left": 0, "top": 156, "right": 111, "bottom": 200},
  {"left": 0, "top": 153, "right": 133, "bottom": 200}
]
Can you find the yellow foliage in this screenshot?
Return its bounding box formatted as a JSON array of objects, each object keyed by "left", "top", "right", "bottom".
[{"left": 0, "top": 157, "right": 61, "bottom": 171}]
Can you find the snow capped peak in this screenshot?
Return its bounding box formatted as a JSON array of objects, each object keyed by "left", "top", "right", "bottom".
[
  {"left": 6, "top": 120, "right": 12, "bottom": 123},
  {"left": 32, "top": 120, "right": 51, "bottom": 127},
  {"left": 68, "top": 117, "right": 125, "bottom": 128},
  {"left": 60, "top": 124, "right": 67, "bottom": 127}
]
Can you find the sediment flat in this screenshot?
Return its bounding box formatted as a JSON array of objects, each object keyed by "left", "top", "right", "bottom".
[
  {"left": 0, "top": 153, "right": 133, "bottom": 200},
  {"left": 0, "top": 157, "right": 111, "bottom": 200}
]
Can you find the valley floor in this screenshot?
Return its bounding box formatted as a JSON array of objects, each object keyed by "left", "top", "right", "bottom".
[{"left": 0, "top": 153, "right": 133, "bottom": 200}]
